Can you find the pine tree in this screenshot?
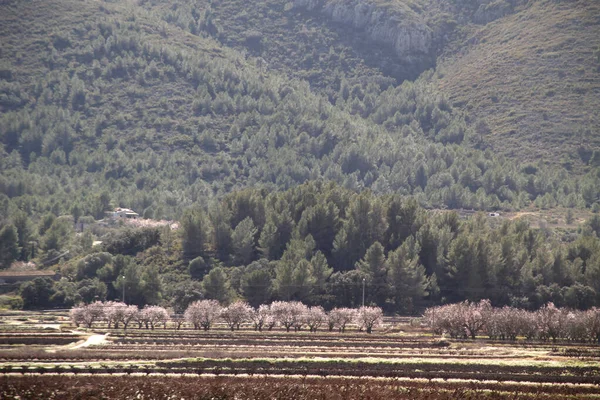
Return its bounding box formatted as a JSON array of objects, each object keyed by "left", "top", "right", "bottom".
[
  {"left": 387, "top": 243, "right": 427, "bottom": 313},
  {"left": 0, "top": 224, "right": 20, "bottom": 269},
  {"left": 356, "top": 242, "right": 388, "bottom": 306},
  {"left": 310, "top": 251, "right": 333, "bottom": 293},
  {"left": 180, "top": 208, "right": 211, "bottom": 261},
  {"left": 231, "top": 217, "right": 257, "bottom": 266},
  {"left": 202, "top": 267, "right": 233, "bottom": 304},
  {"left": 141, "top": 264, "right": 163, "bottom": 305}
]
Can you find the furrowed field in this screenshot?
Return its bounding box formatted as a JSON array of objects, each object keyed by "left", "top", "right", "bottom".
[{"left": 1, "top": 307, "right": 600, "bottom": 399}]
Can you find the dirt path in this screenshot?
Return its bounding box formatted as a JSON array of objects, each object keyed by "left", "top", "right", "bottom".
[
  {"left": 507, "top": 211, "right": 538, "bottom": 220},
  {"left": 71, "top": 333, "right": 109, "bottom": 349}
]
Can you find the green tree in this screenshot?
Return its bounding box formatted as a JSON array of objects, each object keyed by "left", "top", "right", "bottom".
[
  {"left": 310, "top": 251, "right": 333, "bottom": 293},
  {"left": 42, "top": 216, "right": 74, "bottom": 253},
  {"left": 231, "top": 217, "right": 257, "bottom": 266},
  {"left": 292, "top": 259, "right": 316, "bottom": 302},
  {"left": 334, "top": 193, "right": 387, "bottom": 271},
  {"left": 0, "top": 224, "right": 20, "bottom": 269},
  {"left": 241, "top": 268, "right": 273, "bottom": 307},
  {"left": 50, "top": 279, "right": 81, "bottom": 307},
  {"left": 77, "top": 278, "right": 108, "bottom": 303},
  {"left": 12, "top": 211, "right": 34, "bottom": 260},
  {"left": 258, "top": 208, "right": 294, "bottom": 260},
  {"left": 169, "top": 280, "right": 204, "bottom": 313},
  {"left": 387, "top": 243, "right": 427, "bottom": 314},
  {"left": 76, "top": 252, "right": 113, "bottom": 280},
  {"left": 297, "top": 202, "right": 339, "bottom": 258},
  {"left": 327, "top": 270, "right": 366, "bottom": 308},
  {"left": 274, "top": 236, "right": 317, "bottom": 301},
  {"left": 274, "top": 259, "right": 295, "bottom": 301},
  {"left": 189, "top": 256, "right": 210, "bottom": 280},
  {"left": 180, "top": 208, "right": 211, "bottom": 260},
  {"left": 20, "top": 278, "right": 55, "bottom": 309},
  {"left": 202, "top": 267, "right": 233, "bottom": 304},
  {"left": 113, "top": 259, "right": 144, "bottom": 305},
  {"left": 356, "top": 242, "right": 388, "bottom": 306},
  {"left": 141, "top": 264, "right": 163, "bottom": 305},
  {"left": 211, "top": 206, "right": 233, "bottom": 263}
]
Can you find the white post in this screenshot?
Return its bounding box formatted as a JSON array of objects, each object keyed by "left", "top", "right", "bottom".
[{"left": 362, "top": 278, "right": 365, "bottom": 308}]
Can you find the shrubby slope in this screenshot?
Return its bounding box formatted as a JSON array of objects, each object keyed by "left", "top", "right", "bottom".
[{"left": 1, "top": 0, "right": 598, "bottom": 222}]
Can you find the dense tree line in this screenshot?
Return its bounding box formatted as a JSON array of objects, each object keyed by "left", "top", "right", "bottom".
[
  {"left": 8, "top": 182, "right": 600, "bottom": 314},
  {"left": 1, "top": 0, "right": 600, "bottom": 315},
  {"left": 1, "top": 0, "right": 598, "bottom": 231},
  {"left": 424, "top": 300, "right": 600, "bottom": 343},
  {"left": 70, "top": 299, "right": 384, "bottom": 333}
]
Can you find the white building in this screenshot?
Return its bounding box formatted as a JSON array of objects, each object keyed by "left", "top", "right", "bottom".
[{"left": 105, "top": 207, "right": 139, "bottom": 220}]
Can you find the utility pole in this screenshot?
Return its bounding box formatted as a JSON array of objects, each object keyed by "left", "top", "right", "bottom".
[
  {"left": 362, "top": 278, "right": 365, "bottom": 308},
  {"left": 122, "top": 275, "right": 126, "bottom": 303}
]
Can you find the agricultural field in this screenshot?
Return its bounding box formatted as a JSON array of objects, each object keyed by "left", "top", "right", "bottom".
[{"left": 1, "top": 311, "right": 600, "bottom": 399}]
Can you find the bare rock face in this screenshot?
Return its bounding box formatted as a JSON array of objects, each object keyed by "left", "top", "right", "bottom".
[{"left": 293, "top": 0, "right": 433, "bottom": 67}]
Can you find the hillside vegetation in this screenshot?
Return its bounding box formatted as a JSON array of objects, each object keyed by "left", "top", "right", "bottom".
[
  {"left": 0, "top": 0, "right": 600, "bottom": 311},
  {"left": 434, "top": 0, "right": 600, "bottom": 169},
  {"left": 1, "top": 0, "right": 599, "bottom": 223}
]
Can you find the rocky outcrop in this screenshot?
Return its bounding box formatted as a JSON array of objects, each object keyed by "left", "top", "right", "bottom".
[
  {"left": 293, "top": 0, "right": 434, "bottom": 68},
  {"left": 473, "top": 0, "right": 513, "bottom": 24}
]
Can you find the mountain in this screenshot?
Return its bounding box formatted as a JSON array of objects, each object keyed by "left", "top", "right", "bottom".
[
  {"left": 0, "top": 0, "right": 599, "bottom": 222},
  {"left": 433, "top": 0, "right": 600, "bottom": 170},
  {"left": 2, "top": 0, "right": 600, "bottom": 312}
]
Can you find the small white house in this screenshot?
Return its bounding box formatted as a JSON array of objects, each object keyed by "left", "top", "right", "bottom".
[{"left": 106, "top": 207, "right": 139, "bottom": 220}]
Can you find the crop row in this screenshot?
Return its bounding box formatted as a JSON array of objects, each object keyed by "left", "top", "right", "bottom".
[
  {"left": 156, "top": 359, "right": 600, "bottom": 379},
  {"left": 0, "top": 333, "right": 81, "bottom": 345},
  {"left": 0, "top": 360, "right": 600, "bottom": 385},
  {"left": 99, "top": 343, "right": 500, "bottom": 357},
  {"left": 111, "top": 337, "right": 443, "bottom": 350},
  {"left": 2, "top": 375, "right": 598, "bottom": 400}
]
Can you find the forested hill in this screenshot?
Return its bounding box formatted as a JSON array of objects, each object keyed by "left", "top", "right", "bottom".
[
  {"left": 0, "top": 0, "right": 599, "bottom": 223},
  {"left": 1, "top": 0, "right": 600, "bottom": 312}
]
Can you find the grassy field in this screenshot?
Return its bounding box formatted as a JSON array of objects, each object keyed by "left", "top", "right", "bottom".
[{"left": 1, "top": 312, "right": 600, "bottom": 399}]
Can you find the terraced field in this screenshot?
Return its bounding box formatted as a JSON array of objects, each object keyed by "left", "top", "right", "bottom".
[{"left": 1, "top": 313, "right": 600, "bottom": 398}]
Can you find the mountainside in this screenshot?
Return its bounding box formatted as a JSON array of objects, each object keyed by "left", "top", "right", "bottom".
[
  {"left": 434, "top": 0, "right": 600, "bottom": 169},
  {"left": 2, "top": 0, "right": 600, "bottom": 313},
  {"left": 0, "top": 0, "right": 599, "bottom": 222}
]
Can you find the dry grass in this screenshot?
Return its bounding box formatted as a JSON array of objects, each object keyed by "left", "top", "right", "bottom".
[{"left": 435, "top": 0, "right": 600, "bottom": 171}]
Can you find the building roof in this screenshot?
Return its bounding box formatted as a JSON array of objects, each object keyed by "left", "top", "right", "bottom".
[{"left": 114, "top": 207, "right": 138, "bottom": 214}]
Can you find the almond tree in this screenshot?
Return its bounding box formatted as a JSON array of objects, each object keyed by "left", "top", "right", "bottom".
[
  {"left": 142, "top": 305, "right": 170, "bottom": 329},
  {"left": 184, "top": 300, "right": 223, "bottom": 331},
  {"left": 566, "top": 311, "right": 588, "bottom": 342},
  {"left": 221, "top": 301, "right": 252, "bottom": 331},
  {"left": 422, "top": 305, "right": 444, "bottom": 335},
  {"left": 270, "top": 301, "right": 306, "bottom": 332},
  {"left": 328, "top": 307, "right": 356, "bottom": 333},
  {"left": 583, "top": 308, "right": 600, "bottom": 343},
  {"left": 355, "top": 306, "right": 383, "bottom": 334},
  {"left": 491, "top": 307, "right": 528, "bottom": 341},
  {"left": 462, "top": 300, "right": 492, "bottom": 340},
  {"left": 69, "top": 305, "right": 86, "bottom": 327},
  {"left": 537, "top": 302, "right": 567, "bottom": 342},
  {"left": 119, "top": 305, "right": 139, "bottom": 330},
  {"left": 305, "top": 306, "right": 327, "bottom": 332},
  {"left": 250, "top": 304, "right": 273, "bottom": 331},
  {"left": 172, "top": 314, "right": 185, "bottom": 330},
  {"left": 520, "top": 310, "right": 539, "bottom": 340},
  {"left": 103, "top": 301, "right": 124, "bottom": 329},
  {"left": 423, "top": 303, "right": 465, "bottom": 338},
  {"left": 72, "top": 301, "right": 105, "bottom": 328}
]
